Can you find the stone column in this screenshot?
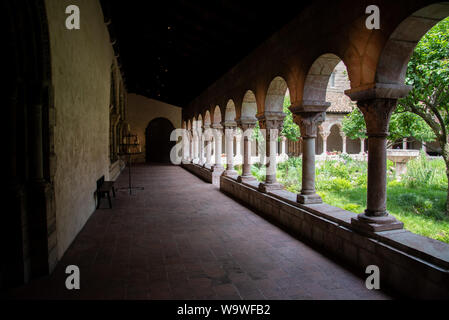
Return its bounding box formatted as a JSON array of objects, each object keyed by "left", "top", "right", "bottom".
[
  {"left": 320, "top": 129, "right": 330, "bottom": 156},
  {"left": 341, "top": 130, "right": 347, "bottom": 154},
  {"left": 360, "top": 138, "right": 365, "bottom": 155},
  {"left": 212, "top": 125, "right": 224, "bottom": 171},
  {"left": 291, "top": 102, "right": 329, "bottom": 204},
  {"left": 203, "top": 125, "right": 212, "bottom": 168},
  {"left": 237, "top": 118, "right": 257, "bottom": 183},
  {"left": 235, "top": 130, "right": 242, "bottom": 165},
  {"left": 422, "top": 142, "right": 427, "bottom": 154},
  {"left": 198, "top": 127, "right": 205, "bottom": 165},
  {"left": 402, "top": 138, "right": 407, "bottom": 150},
  {"left": 191, "top": 130, "right": 198, "bottom": 163},
  {"left": 258, "top": 112, "right": 285, "bottom": 193},
  {"left": 281, "top": 136, "right": 287, "bottom": 156},
  {"left": 182, "top": 129, "right": 189, "bottom": 163},
  {"left": 223, "top": 122, "right": 238, "bottom": 177},
  {"left": 345, "top": 83, "right": 411, "bottom": 232}
]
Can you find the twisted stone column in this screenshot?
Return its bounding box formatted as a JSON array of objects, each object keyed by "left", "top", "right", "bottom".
[
  {"left": 223, "top": 122, "right": 238, "bottom": 177},
  {"left": 237, "top": 119, "right": 257, "bottom": 183},
  {"left": 258, "top": 112, "right": 285, "bottom": 193},
  {"left": 346, "top": 83, "right": 410, "bottom": 232},
  {"left": 291, "top": 102, "right": 329, "bottom": 204}
]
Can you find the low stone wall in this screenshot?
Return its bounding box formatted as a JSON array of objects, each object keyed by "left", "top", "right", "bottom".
[
  {"left": 181, "top": 163, "right": 222, "bottom": 186},
  {"left": 220, "top": 175, "right": 449, "bottom": 299}
]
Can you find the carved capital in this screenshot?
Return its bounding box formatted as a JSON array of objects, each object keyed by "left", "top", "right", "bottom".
[
  {"left": 357, "top": 98, "right": 398, "bottom": 138},
  {"left": 290, "top": 101, "right": 329, "bottom": 139}
]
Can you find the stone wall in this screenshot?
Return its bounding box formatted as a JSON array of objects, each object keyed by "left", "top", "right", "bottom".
[
  {"left": 220, "top": 175, "right": 449, "bottom": 299},
  {"left": 127, "top": 94, "right": 182, "bottom": 163},
  {"left": 46, "top": 0, "right": 114, "bottom": 258}
]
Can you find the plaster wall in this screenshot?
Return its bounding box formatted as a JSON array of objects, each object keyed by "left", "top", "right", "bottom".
[
  {"left": 127, "top": 94, "right": 182, "bottom": 163},
  {"left": 46, "top": 0, "right": 113, "bottom": 258}
]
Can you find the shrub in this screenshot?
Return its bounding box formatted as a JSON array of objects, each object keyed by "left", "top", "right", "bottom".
[
  {"left": 330, "top": 177, "right": 352, "bottom": 191},
  {"left": 402, "top": 152, "right": 447, "bottom": 189}
]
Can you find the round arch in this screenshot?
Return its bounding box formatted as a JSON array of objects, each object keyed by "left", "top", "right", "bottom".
[
  {"left": 213, "top": 105, "right": 222, "bottom": 125},
  {"left": 303, "top": 53, "right": 346, "bottom": 103},
  {"left": 145, "top": 117, "right": 175, "bottom": 163},
  {"left": 225, "top": 100, "right": 237, "bottom": 122},
  {"left": 376, "top": 3, "right": 449, "bottom": 84},
  {"left": 241, "top": 90, "right": 258, "bottom": 119},
  {"left": 265, "top": 76, "right": 289, "bottom": 112}
]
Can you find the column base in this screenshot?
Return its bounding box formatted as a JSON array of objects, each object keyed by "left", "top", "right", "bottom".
[
  {"left": 297, "top": 193, "right": 322, "bottom": 204},
  {"left": 351, "top": 212, "right": 404, "bottom": 232},
  {"left": 237, "top": 175, "right": 256, "bottom": 183},
  {"left": 258, "top": 182, "right": 283, "bottom": 193}
]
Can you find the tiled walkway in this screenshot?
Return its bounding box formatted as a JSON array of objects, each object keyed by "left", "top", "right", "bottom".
[{"left": 8, "top": 164, "right": 391, "bottom": 300}]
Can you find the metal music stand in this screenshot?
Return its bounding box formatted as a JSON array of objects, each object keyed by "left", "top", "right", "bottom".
[{"left": 118, "top": 134, "right": 145, "bottom": 195}]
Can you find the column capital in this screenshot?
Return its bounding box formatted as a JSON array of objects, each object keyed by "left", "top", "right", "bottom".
[
  {"left": 211, "top": 123, "right": 223, "bottom": 130},
  {"left": 357, "top": 98, "right": 398, "bottom": 138},
  {"left": 222, "top": 120, "right": 237, "bottom": 129},
  {"left": 257, "top": 112, "right": 285, "bottom": 131},
  {"left": 237, "top": 116, "right": 257, "bottom": 131},
  {"left": 290, "top": 101, "right": 329, "bottom": 138}
]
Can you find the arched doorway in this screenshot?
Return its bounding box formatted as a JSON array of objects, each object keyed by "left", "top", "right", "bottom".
[{"left": 145, "top": 118, "right": 175, "bottom": 163}]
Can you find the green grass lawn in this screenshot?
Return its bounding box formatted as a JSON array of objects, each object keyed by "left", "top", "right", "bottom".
[
  {"left": 318, "top": 186, "right": 449, "bottom": 244},
  {"left": 247, "top": 154, "right": 449, "bottom": 244}
]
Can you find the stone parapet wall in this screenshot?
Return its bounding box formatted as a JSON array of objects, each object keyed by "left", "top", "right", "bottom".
[{"left": 220, "top": 176, "right": 449, "bottom": 299}]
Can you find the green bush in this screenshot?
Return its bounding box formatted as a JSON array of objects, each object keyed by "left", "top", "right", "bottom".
[{"left": 402, "top": 152, "right": 447, "bottom": 189}]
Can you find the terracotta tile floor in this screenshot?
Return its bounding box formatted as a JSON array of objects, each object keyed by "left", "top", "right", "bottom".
[{"left": 7, "top": 164, "right": 392, "bottom": 300}]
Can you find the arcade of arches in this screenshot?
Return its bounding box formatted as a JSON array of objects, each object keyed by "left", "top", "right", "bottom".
[{"left": 4, "top": 0, "right": 449, "bottom": 300}]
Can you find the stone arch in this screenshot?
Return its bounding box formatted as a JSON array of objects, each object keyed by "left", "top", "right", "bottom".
[
  {"left": 265, "top": 76, "right": 289, "bottom": 112},
  {"left": 376, "top": 3, "right": 449, "bottom": 84},
  {"left": 145, "top": 117, "right": 175, "bottom": 163},
  {"left": 225, "top": 100, "right": 237, "bottom": 122},
  {"left": 213, "top": 105, "right": 222, "bottom": 125},
  {"left": 303, "top": 53, "right": 346, "bottom": 103},
  {"left": 241, "top": 90, "right": 258, "bottom": 119},
  {"left": 327, "top": 124, "right": 343, "bottom": 152},
  {"left": 204, "top": 110, "right": 211, "bottom": 127}
]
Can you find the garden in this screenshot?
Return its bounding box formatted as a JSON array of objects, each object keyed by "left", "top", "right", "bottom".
[{"left": 235, "top": 152, "right": 449, "bottom": 244}]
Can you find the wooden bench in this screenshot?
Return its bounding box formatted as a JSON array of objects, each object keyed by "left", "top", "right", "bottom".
[{"left": 96, "top": 176, "right": 116, "bottom": 209}]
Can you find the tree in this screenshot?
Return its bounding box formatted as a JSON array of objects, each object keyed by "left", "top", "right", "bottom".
[
  {"left": 343, "top": 17, "right": 449, "bottom": 214},
  {"left": 281, "top": 94, "right": 301, "bottom": 141}
]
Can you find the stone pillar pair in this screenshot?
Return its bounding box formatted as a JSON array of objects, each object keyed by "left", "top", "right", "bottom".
[
  {"left": 202, "top": 125, "right": 213, "bottom": 168},
  {"left": 222, "top": 121, "right": 238, "bottom": 177},
  {"left": 237, "top": 118, "right": 258, "bottom": 183},
  {"left": 212, "top": 124, "right": 224, "bottom": 172},
  {"left": 257, "top": 112, "right": 285, "bottom": 193}
]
